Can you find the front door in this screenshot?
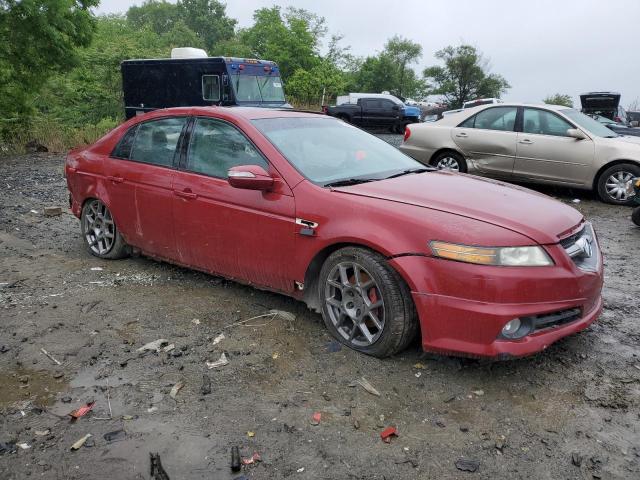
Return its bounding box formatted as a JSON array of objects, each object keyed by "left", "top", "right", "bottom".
[
  {"left": 451, "top": 106, "right": 519, "bottom": 176},
  {"left": 103, "top": 116, "right": 188, "bottom": 260},
  {"left": 513, "top": 107, "right": 595, "bottom": 185},
  {"left": 172, "top": 117, "right": 296, "bottom": 292}
]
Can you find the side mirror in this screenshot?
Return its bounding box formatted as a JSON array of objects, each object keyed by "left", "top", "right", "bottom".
[
  {"left": 567, "top": 128, "right": 587, "bottom": 140},
  {"left": 228, "top": 165, "right": 274, "bottom": 191}
]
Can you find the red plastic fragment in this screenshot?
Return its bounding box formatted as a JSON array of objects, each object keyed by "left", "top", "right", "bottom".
[
  {"left": 242, "top": 452, "right": 261, "bottom": 465},
  {"left": 310, "top": 412, "right": 322, "bottom": 425},
  {"left": 69, "top": 402, "right": 96, "bottom": 419},
  {"left": 380, "top": 426, "right": 398, "bottom": 443}
]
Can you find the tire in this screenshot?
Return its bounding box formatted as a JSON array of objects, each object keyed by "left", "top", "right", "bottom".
[
  {"left": 318, "top": 247, "right": 418, "bottom": 358},
  {"left": 632, "top": 207, "right": 640, "bottom": 226},
  {"left": 430, "top": 150, "right": 468, "bottom": 173},
  {"left": 596, "top": 163, "right": 640, "bottom": 205},
  {"left": 80, "top": 199, "right": 129, "bottom": 259}
]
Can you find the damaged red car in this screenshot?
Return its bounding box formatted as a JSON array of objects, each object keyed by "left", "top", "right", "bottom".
[{"left": 65, "top": 107, "right": 603, "bottom": 358}]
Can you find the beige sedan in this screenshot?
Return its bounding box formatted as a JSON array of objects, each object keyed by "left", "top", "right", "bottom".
[{"left": 399, "top": 103, "right": 640, "bottom": 204}]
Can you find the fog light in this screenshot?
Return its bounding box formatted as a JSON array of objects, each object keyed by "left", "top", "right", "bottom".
[{"left": 502, "top": 318, "right": 522, "bottom": 338}]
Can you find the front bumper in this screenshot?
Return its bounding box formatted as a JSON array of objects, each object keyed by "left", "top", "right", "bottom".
[{"left": 389, "top": 244, "right": 603, "bottom": 358}]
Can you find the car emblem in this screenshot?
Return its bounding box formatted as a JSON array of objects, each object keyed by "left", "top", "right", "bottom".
[{"left": 574, "top": 236, "right": 593, "bottom": 258}]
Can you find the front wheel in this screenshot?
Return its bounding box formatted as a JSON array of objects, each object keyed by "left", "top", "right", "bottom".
[
  {"left": 632, "top": 207, "right": 640, "bottom": 226},
  {"left": 318, "top": 247, "right": 418, "bottom": 358},
  {"left": 80, "top": 199, "right": 129, "bottom": 259},
  {"left": 596, "top": 163, "right": 640, "bottom": 205}
]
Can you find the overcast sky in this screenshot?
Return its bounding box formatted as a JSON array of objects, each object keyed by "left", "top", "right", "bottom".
[{"left": 97, "top": 0, "right": 640, "bottom": 106}]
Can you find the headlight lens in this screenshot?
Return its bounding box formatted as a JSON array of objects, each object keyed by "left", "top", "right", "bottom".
[{"left": 430, "top": 241, "right": 553, "bottom": 266}]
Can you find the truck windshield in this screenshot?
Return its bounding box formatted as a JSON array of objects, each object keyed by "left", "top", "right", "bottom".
[{"left": 232, "top": 75, "right": 285, "bottom": 103}]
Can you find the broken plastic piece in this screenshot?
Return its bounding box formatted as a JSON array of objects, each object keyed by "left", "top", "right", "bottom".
[
  {"left": 380, "top": 426, "right": 398, "bottom": 443},
  {"left": 169, "top": 382, "right": 184, "bottom": 399},
  {"left": 104, "top": 429, "right": 126, "bottom": 442},
  {"left": 69, "top": 401, "right": 95, "bottom": 419},
  {"left": 231, "top": 446, "right": 241, "bottom": 472},
  {"left": 137, "top": 339, "right": 169, "bottom": 353},
  {"left": 70, "top": 434, "right": 92, "bottom": 451},
  {"left": 356, "top": 377, "right": 380, "bottom": 396},
  {"left": 310, "top": 412, "right": 321, "bottom": 426},
  {"left": 242, "top": 452, "right": 261, "bottom": 465},
  {"left": 150, "top": 452, "right": 171, "bottom": 480},
  {"left": 206, "top": 352, "right": 228, "bottom": 369},
  {"left": 212, "top": 333, "right": 225, "bottom": 345}
]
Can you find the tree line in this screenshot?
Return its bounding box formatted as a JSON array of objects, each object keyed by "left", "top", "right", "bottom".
[{"left": 0, "top": 0, "right": 512, "bottom": 151}]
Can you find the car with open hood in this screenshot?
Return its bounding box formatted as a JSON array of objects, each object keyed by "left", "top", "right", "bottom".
[
  {"left": 399, "top": 103, "right": 640, "bottom": 205},
  {"left": 65, "top": 107, "right": 603, "bottom": 359}
]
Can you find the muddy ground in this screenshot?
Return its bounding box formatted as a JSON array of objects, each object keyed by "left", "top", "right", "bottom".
[{"left": 0, "top": 147, "right": 639, "bottom": 480}]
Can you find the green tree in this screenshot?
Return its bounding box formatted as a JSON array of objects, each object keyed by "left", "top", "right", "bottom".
[
  {"left": 384, "top": 36, "right": 422, "bottom": 97},
  {"left": 423, "top": 45, "right": 510, "bottom": 108},
  {"left": 0, "top": 0, "right": 98, "bottom": 121},
  {"left": 286, "top": 61, "right": 347, "bottom": 105},
  {"left": 127, "top": 0, "right": 181, "bottom": 35},
  {"left": 543, "top": 93, "right": 573, "bottom": 107}
]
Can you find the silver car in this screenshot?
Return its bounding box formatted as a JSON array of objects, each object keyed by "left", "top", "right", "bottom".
[{"left": 399, "top": 103, "right": 640, "bottom": 205}]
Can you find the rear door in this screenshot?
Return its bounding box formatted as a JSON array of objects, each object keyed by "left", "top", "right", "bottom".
[
  {"left": 450, "top": 106, "right": 518, "bottom": 176},
  {"left": 513, "top": 107, "right": 595, "bottom": 185},
  {"left": 172, "top": 116, "right": 296, "bottom": 292},
  {"left": 103, "top": 116, "right": 188, "bottom": 260}
]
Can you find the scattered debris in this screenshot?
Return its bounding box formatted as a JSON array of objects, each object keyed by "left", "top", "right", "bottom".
[
  {"left": 380, "top": 426, "right": 398, "bottom": 443},
  {"left": 495, "top": 436, "right": 506, "bottom": 453},
  {"left": 150, "top": 452, "right": 171, "bottom": 480},
  {"left": 40, "top": 348, "right": 62, "bottom": 365},
  {"left": 413, "top": 362, "right": 426, "bottom": 369},
  {"left": 571, "top": 452, "right": 583, "bottom": 467},
  {"left": 192, "top": 318, "right": 201, "bottom": 325},
  {"left": 455, "top": 458, "right": 479, "bottom": 473},
  {"left": 242, "top": 452, "right": 261, "bottom": 465},
  {"left": 310, "top": 412, "right": 322, "bottom": 426},
  {"left": 169, "top": 382, "right": 184, "bottom": 399},
  {"left": 104, "top": 430, "right": 126, "bottom": 442},
  {"left": 247, "top": 431, "right": 255, "bottom": 438},
  {"left": 0, "top": 442, "right": 16, "bottom": 455},
  {"left": 444, "top": 394, "right": 457, "bottom": 403},
  {"left": 70, "top": 434, "right": 92, "bottom": 451},
  {"left": 147, "top": 406, "right": 158, "bottom": 414},
  {"left": 353, "top": 419, "right": 360, "bottom": 430},
  {"left": 460, "top": 425, "right": 470, "bottom": 433},
  {"left": 206, "top": 353, "right": 228, "bottom": 369},
  {"left": 297, "top": 467, "right": 305, "bottom": 473},
  {"left": 212, "top": 333, "right": 225, "bottom": 345},
  {"left": 415, "top": 372, "right": 422, "bottom": 378},
  {"left": 0, "top": 345, "right": 9, "bottom": 353},
  {"left": 272, "top": 352, "right": 280, "bottom": 360},
  {"left": 163, "top": 344, "right": 175, "bottom": 353},
  {"left": 90, "top": 267, "right": 103, "bottom": 271},
  {"left": 17, "top": 442, "right": 31, "bottom": 450},
  {"left": 137, "top": 339, "right": 169, "bottom": 353},
  {"left": 61, "top": 395, "right": 72, "bottom": 403},
  {"left": 69, "top": 402, "right": 96, "bottom": 419},
  {"left": 436, "top": 419, "right": 446, "bottom": 428},
  {"left": 356, "top": 377, "right": 380, "bottom": 396},
  {"left": 231, "top": 446, "right": 241, "bottom": 472},
  {"left": 35, "top": 429, "right": 50, "bottom": 436},
  {"left": 43, "top": 206, "right": 62, "bottom": 217},
  {"left": 200, "top": 375, "right": 212, "bottom": 395},
  {"left": 472, "top": 389, "right": 485, "bottom": 396}
]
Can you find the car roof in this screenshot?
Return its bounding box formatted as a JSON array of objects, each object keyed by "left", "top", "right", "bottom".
[
  {"left": 141, "top": 106, "right": 328, "bottom": 121},
  {"left": 433, "top": 103, "right": 576, "bottom": 126}
]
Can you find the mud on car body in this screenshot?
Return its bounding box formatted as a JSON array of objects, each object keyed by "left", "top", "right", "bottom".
[{"left": 66, "top": 107, "right": 603, "bottom": 359}]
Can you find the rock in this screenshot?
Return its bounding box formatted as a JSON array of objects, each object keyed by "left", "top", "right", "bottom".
[
  {"left": 43, "top": 206, "right": 62, "bottom": 217},
  {"left": 571, "top": 452, "right": 583, "bottom": 467},
  {"left": 435, "top": 419, "right": 446, "bottom": 428},
  {"left": 455, "top": 458, "right": 479, "bottom": 472},
  {"left": 460, "top": 425, "right": 470, "bottom": 433},
  {"left": 200, "top": 375, "right": 211, "bottom": 395},
  {"left": 61, "top": 396, "right": 72, "bottom": 403}
]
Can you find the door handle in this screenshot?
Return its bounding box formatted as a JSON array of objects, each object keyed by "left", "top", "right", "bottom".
[
  {"left": 174, "top": 189, "right": 197, "bottom": 200},
  {"left": 455, "top": 132, "right": 468, "bottom": 138},
  {"left": 107, "top": 175, "right": 124, "bottom": 183},
  {"left": 519, "top": 139, "right": 533, "bottom": 145}
]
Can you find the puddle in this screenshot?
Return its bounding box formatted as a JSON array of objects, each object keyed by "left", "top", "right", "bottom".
[{"left": 0, "top": 368, "right": 67, "bottom": 408}]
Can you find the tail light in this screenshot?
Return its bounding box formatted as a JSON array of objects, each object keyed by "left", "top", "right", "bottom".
[
  {"left": 403, "top": 126, "right": 412, "bottom": 142},
  {"left": 321, "top": 105, "right": 328, "bottom": 114}
]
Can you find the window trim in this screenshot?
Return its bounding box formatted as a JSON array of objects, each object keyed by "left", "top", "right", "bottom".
[
  {"left": 202, "top": 74, "right": 221, "bottom": 102},
  {"left": 109, "top": 116, "right": 190, "bottom": 170},
  {"left": 519, "top": 106, "right": 578, "bottom": 138},
  {"left": 183, "top": 116, "right": 270, "bottom": 180},
  {"left": 456, "top": 106, "right": 519, "bottom": 132}
]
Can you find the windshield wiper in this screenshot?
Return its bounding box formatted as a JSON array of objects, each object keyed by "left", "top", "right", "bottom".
[
  {"left": 324, "top": 178, "right": 379, "bottom": 188},
  {"left": 384, "top": 167, "right": 431, "bottom": 179}
]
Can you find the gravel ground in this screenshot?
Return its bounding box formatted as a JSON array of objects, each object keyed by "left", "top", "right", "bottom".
[{"left": 0, "top": 149, "right": 639, "bottom": 480}]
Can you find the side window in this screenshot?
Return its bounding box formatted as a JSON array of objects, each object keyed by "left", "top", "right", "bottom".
[
  {"left": 472, "top": 107, "right": 517, "bottom": 131},
  {"left": 111, "top": 125, "right": 138, "bottom": 159},
  {"left": 129, "top": 117, "right": 187, "bottom": 167},
  {"left": 381, "top": 100, "right": 395, "bottom": 109},
  {"left": 202, "top": 75, "right": 220, "bottom": 101},
  {"left": 459, "top": 116, "right": 475, "bottom": 128},
  {"left": 187, "top": 118, "right": 268, "bottom": 178},
  {"left": 523, "top": 109, "right": 572, "bottom": 137}
]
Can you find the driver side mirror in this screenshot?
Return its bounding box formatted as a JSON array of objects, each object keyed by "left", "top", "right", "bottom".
[
  {"left": 228, "top": 165, "right": 274, "bottom": 191},
  {"left": 566, "top": 128, "right": 587, "bottom": 140}
]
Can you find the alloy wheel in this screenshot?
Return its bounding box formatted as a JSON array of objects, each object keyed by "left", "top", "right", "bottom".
[
  {"left": 605, "top": 171, "right": 634, "bottom": 201},
  {"left": 324, "top": 262, "right": 385, "bottom": 347},
  {"left": 83, "top": 200, "right": 115, "bottom": 255},
  {"left": 435, "top": 156, "right": 460, "bottom": 171}
]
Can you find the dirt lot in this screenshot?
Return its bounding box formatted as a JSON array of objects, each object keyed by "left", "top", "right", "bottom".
[{"left": 1, "top": 149, "right": 639, "bottom": 480}]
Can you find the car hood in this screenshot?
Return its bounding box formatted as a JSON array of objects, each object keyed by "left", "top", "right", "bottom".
[{"left": 333, "top": 171, "right": 583, "bottom": 245}]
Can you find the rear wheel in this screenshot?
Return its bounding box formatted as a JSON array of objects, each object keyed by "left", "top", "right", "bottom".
[
  {"left": 596, "top": 163, "right": 640, "bottom": 205},
  {"left": 632, "top": 207, "right": 640, "bottom": 226},
  {"left": 430, "top": 150, "right": 468, "bottom": 173},
  {"left": 318, "top": 247, "right": 417, "bottom": 358},
  {"left": 80, "top": 199, "right": 129, "bottom": 259}
]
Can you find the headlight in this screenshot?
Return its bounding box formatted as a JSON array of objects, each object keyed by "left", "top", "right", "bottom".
[{"left": 430, "top": 241, "right": 553, "bottom": 266}]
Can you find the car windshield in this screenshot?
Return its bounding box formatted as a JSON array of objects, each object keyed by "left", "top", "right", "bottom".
[
  {"left": 252, "top": 117, "right": 424, "bottom": 185},
  {"left": 232, "top": 74, "right": 285, "bottom": 103},
  {"left": 561, "top": 109, "right": 619, "bottom": 138}
]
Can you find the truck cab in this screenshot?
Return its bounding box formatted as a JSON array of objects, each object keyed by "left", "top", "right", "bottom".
[{"left": 121, "top": 48, "right": 288, "bottom": 119}]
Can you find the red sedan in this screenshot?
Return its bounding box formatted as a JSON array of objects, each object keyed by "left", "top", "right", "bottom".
[{"left": 65, "top": 107, "right": 603, "bottom": 358}]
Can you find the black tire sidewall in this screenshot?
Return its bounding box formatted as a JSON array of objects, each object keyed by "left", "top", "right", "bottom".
[
  {"left": 632, "top": 207, "right": 640, "bottom": 226},
  {"left": 318, "top": 247, "right": 416, "bottom": 358},
  {"left": 597, "top": 163, "right": 640, "bottom": 205},
  {"left": 431, "top": 151, "right": 468, "bottom": 173}
]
